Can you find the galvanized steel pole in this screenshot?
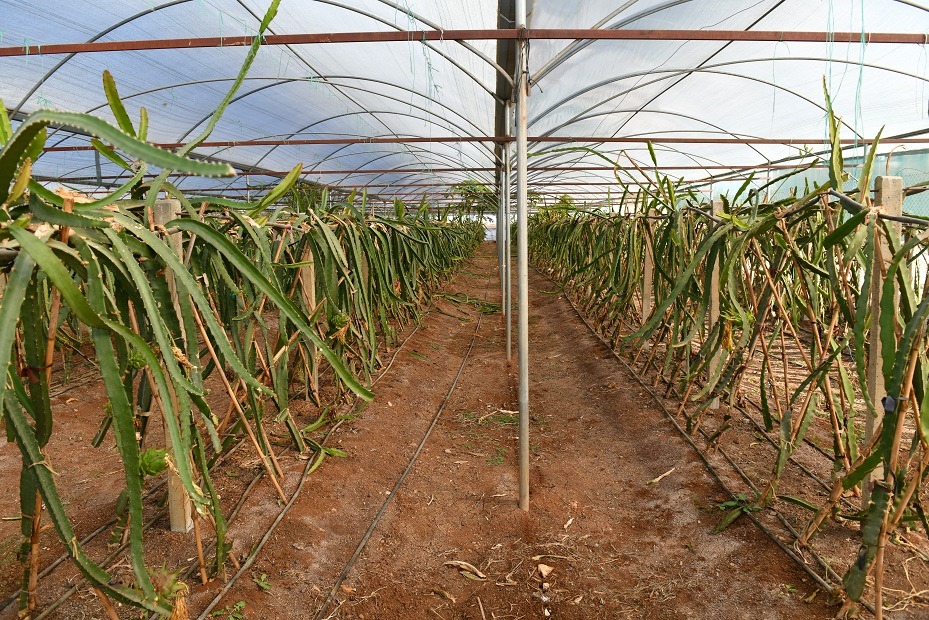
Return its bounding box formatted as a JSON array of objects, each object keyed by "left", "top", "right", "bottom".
[
  {"left": 497, "top": 119, "right": 507, "bottom": 313},
  {"left": 515, "top": 0, "right": 530, "bottom": 512},
  {"left": 505, "top": 106, "right": 513, "bottom": 363}
]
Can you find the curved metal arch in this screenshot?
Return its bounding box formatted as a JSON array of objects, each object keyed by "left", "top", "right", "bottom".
[
  {"left": 177, "top": 143, "right": 489, "bottom": 195},
  {"left": 11, "top": 0, "right": 195, "bottom": 116},
  {"left": 528, "top": 67, "right": 885, "bottom": 147},
  {"left": 42, "top": 74, "right": 497, "bottom": 179},
  {"left": 192, "top": 108, "right": 490, "bottom": 171},
  {"left": 226, "top": 0, "right": 445, "bottom": 194},
  {"left": 245, "top": 81, "right": 499, "bottom": 171},
  {"left": 317, "top": 149, "right": 495, "bottom": 187},
  {"left": 534, "top": 0, "right": 694, "bottom": 82},
  {"left": 44, "top": 74, "right": 489, "bottom": 147},
  {"left": 524, "top": 139, "right": 762, "bottom": 192},
  {"left": 299, "top": 140, "right": 494, "bottom": 187},
  {"left": 195, "top": 129, "right": 493, "bottom": 181},
  {"left": 309, "top": 0, "right": 505, "bottom": 97},
  {"left": 229, "top": 0, "right": 505, "bottom": 199},
  {"left": 534, "top": 0, "right": 929, "bottom": 83},
  {"left": 532, "top": 56, "right": 929, "bottom": 135},
  {"left": 172, "top": 77, "right": 486, "bottom": 146},
  {"left": 366, "top": 0, "right": 511, "bottom": 87},
  {"left": 529, "top": 107, "right": 772, "bottom": 168}
]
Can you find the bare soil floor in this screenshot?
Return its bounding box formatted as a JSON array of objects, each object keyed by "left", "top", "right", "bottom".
[{"left": 0, "top": 243, "right": 887, "bottom": 619}]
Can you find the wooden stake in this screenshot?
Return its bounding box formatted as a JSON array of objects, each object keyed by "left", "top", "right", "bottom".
[
  {"left": 190, "top": 306, "right": 288, "bottom": 503},
  {"left": 193, "top": 513, "right": 209, "bottom": 585},
  {"left": 92, "top": 588, "right": 120, "bottom": 620}
]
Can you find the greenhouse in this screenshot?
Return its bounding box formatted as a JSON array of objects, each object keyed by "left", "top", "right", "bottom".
[{"left": 1, "top": 0, "right": 929, "bottom": 618}]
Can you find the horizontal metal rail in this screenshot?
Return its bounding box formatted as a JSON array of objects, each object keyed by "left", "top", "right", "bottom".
[
  {"left": 42, "top": 135, "right": 926, "bottom": 152},
  {"left": 2, "top": 28, "right": 928, "bottom": 57}
]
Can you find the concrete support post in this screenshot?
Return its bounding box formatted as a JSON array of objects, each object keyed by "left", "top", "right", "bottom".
[
  {"left": 863, "top": 176, "right": 903, "bottom": 507},
  {"left": 299, "top": 253, "right": 319, "bottom": 397},
  {"left": 153, "top": 199, "right": 193, "bottom": 534},
  {"left": 641, "top": 208, "right": 655, "bottom": 324},
  {"left": 708, "top": 199, "right": 724, "bottom": 410}
]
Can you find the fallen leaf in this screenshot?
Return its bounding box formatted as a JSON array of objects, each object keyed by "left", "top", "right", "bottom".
[
  {"left": 571, "top": 595, "right": 584, "bottom": 605},
  {"left": 444, "top": 560, "right": 487, "bottom": 581},
  {"left": 340, "top": 584, "right": 355, "bottom": 594},
  {"left": 538, "top": 564, "right": 554, "bottom": 578},
  {"left": 432, "top": 589, "right": 456, "bottom": 604}
]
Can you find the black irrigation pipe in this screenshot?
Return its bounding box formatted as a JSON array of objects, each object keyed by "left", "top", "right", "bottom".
[
  {"left": 637, "top": 354, "right": 855, "bottom": 513},
  {"left": 21, "top": 300, "right": 435, "bottom": 615},
  {"left": 730, "top": 402, "right": 858, "bottom": 512},
  {"left": 310, "top": 292, "right": 487, "bottom": 620},
  {"left": 574, "top": 286, "right": 861, "bottom": 585},
  {"left": 10, "top": 438, "right": 251, "bottom": 619},
  {"left": 195, "top": 303, "right": 444, "bottom": 620},
  {"left": 32, "top": 507, "right": 170, "bottom": 620},
  {"left": 550, "top": 271, "right": 862, "bottom": 602},
  {"left": 829, "top": 190, "right": 929, "bottom": 228}
]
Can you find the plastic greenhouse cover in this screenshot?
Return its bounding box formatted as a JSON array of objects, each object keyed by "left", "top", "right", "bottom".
[{"left": 1, "top": 0, "right": 929, "bottom": 210}]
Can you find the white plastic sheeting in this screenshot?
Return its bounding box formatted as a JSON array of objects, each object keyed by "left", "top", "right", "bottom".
[{"left": 1, "top": 0, "right": 929, "bottom": 203}]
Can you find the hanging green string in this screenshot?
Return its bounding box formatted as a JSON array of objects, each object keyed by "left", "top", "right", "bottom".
[{"left": 853, "top": 0, "right": 866, "bottom": 155}]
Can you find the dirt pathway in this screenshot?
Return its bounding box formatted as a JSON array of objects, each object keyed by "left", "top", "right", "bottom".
[{"left": 197, "top": 243, "right": 835, "bottom": 620}]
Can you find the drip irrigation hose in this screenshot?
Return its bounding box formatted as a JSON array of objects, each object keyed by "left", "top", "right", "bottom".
[
  {"left": 170, "top": 319, "right": 430, "bottom": 605},
  {"left": 193, "top": 309, "right": 438, "bottom": 619},
  {"left": 311, "top": 288, "right": 489, "bottom": 620},
  {"left": 13, "top": 270, "right": 456, "bottom": 619},
  {"left": 2, "top": 437, "right": 252, "bottom": 616},
  {"left": 732, "top": 402, "right": 858, "bottom": 512},
  {"left": 644, "top": 355, "right": 856, "bottom": 513},
  {"left": 548, "top": 268, "right": 878, "bottom": 608}
]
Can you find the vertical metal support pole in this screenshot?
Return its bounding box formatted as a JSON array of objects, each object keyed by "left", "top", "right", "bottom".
[
  {"left": 515, "top": 0, "right": 530, "bottom": 512},
  {"left": 863, "top": 176, "right": 903, "bottom": 507},
  {"left": 153, "top": 199, "right": 193, "bottom": 534},
  {"left": 505, "top": 107, "right": 513, "bottom": 362},
  {"left": 498, "top": 167, "right": 506, "bottom": 310},
  {"left": 708, "top": 199, "right": 724, "bottom": 410},
  {"left": 641, "top": 208, "right": 655, "bottom": 324}
]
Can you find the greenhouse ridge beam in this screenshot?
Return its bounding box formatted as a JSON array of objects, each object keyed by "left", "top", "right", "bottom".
[
  {"left": 43, "top": 136, "right": 929, "bottom": 153},
  {"left": 3, "top": 29, "right": 929, "bottom": 57}
]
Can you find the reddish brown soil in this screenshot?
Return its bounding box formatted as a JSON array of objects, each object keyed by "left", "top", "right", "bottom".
[
  {"left": 189, "top": 245, "right": 837, "bottom": 620},
  {"left": 0, "top": 243, "right": 911, "bottom": 619}
]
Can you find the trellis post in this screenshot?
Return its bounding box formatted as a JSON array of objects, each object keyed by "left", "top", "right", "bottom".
[
  {"left": 642, "top": 208, "right": 655, "bottom": 323},
  {"left": 863, "top": 176, "right": 903, "bottom": 507},
  {"left": 153, "top": 199, "right": 193, "bottom": 533},
  {"left": 708, "top": 199, "right": 724, "bottom": 410},
  {"left": 299, "top": 254, "right": 319, "bottom": 397}
]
